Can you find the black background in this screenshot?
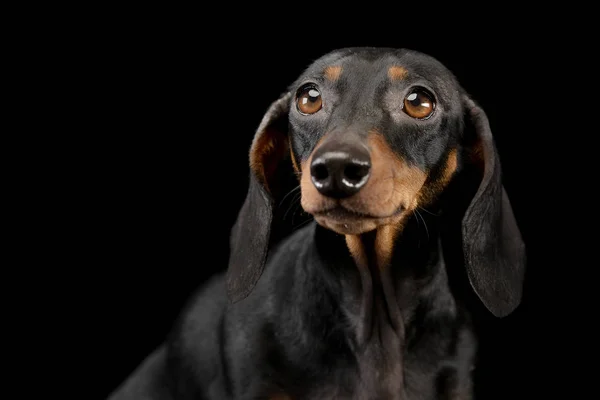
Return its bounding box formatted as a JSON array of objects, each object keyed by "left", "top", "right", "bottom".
[{"left": 69, "top": 15, "right": 574, "bottom": 399}]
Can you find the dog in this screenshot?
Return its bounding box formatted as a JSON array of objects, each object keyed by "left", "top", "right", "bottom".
[{"left": 109, "top": 47, "right": 526, "bottom": 399}]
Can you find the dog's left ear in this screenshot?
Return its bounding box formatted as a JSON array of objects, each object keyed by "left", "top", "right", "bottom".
[
  {"left": 459, "top": 95, "right": 526, "bottom": 318},
  {"left": 226, "top": 92, "right": 292, "bottom": 303}
]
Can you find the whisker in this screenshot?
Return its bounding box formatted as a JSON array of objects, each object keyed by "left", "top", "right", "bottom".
[
  {"left": 283, "top": 192, "right": 302, "bottom": 221},
  {"left": 278, "top": 185, "right": 301, "bottom": 207},
  {"left": 413, "top": 208, "right": 421, "bottom": 228},
  {"left": 415, "top": 209, "right": 430, "bottom": 241},
  {"left": 292, "top": 215, "right": 315, "bottom": 231},
  {"left": 417, "top": 206, "right": 440, "bottom": 216}
]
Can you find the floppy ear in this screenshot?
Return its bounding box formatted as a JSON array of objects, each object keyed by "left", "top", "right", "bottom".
[
  {"left": 460, "top": 95, "right": 526, "bottom": 318},
  {"left": 226, "top": 92, "right": 293, "bottom": 303}
]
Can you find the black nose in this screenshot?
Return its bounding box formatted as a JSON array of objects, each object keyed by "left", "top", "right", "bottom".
[{"left": 310, "top": 142, "right": 371, "bottom": 199}]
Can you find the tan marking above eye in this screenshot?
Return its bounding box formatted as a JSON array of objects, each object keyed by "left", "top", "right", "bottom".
[
  {"left": 388, "top": 66, "right": 408, "bottom": 81},
  {"left": 403, "top": 88, "right": 435, "bottom": 119},
  {"left": 324, "top": 66, "right": 342, "bottom": 81},
  {"left": 297, "top": 85, "right": 323, "bottom": 115}
]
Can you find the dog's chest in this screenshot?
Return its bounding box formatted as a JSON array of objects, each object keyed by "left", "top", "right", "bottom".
[
  {"left": 351, "top": 339, "right": 405, "bottom": 400},
  {"left": 293, "top": 349, "right": 403, "bottom": 400},
  {"left": 302, "top": 324, "right": 405, "bottom": 399},
  {"left": 301, "top": 281, "right": 408, "bottom": 398}
]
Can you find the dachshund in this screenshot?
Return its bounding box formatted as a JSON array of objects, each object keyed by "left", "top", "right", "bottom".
[{"left": 109, "top": 47, "right": 526, "bottom": 400}]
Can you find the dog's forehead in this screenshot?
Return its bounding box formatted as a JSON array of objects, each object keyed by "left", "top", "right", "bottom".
[{"left": 297, "top": 48, "right": 458, "bottom": 89}]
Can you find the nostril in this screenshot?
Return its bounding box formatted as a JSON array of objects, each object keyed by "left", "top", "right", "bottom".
[
  {"left": 310, "top": 146, "right": 371, "bottom": 198},
  {"left": 343, "top": 162, "right": 370, "bottom": 186},
  {"left": 311, "top": 162, "right": 329, "bottom": 182}
]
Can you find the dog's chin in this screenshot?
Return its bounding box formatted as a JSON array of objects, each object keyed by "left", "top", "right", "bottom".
[
  {"left": 314, "top": 216, "right": 380, "bottom": 235},
  {"left": 311, "top": 207, "right": 403, "bottom": 235}
]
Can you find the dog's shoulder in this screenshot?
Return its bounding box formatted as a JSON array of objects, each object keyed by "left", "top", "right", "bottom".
[
  {"left": 169, "top": 273, "right": 227, "bottom": 350},
  {"left": 107, "top": 346, "right": 172, "bottom": 400}
]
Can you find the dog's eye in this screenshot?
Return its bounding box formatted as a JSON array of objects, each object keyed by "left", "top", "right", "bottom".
[
  {"left": 403, "top": 88, "right": 435, "bottom": 119},
  {"left": 297, "top": 85, "right": 323, "bottom": 115}
]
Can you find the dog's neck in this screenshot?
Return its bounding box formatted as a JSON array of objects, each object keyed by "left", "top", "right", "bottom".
[
  {"left": 317, "top": 211, "right": 445, "bottom": 347},
  {"left": 344, "top": 227, "right": 405, "bottom": 342}
]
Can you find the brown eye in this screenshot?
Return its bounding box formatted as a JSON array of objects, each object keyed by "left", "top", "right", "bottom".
[
  {"left": 403, "top": 88, "right": 435, "bottom": 119},
  {"left": 297, "top": 85, "right": 323, "bottom": 115}
]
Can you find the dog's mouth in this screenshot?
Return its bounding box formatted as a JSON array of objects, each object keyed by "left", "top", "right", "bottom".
[{"left": 312, "top": 205, "right": 404, "bottom": 235}]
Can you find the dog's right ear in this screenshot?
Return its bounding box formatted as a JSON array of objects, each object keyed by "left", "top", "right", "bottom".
[{"left": 226, "top": 92, "right": 292, "bottom": 303}]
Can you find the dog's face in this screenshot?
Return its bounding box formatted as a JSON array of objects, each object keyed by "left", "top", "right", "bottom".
[
  {"left": 284, "top": 48, "right": 464, "bottom": 235},
  {"left": 232, "top": 47, "right": 525, "bottom": 317}
]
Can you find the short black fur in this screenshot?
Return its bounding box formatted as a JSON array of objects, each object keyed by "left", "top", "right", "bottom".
[{"left": 108, "top": 48, "right": 526, "bottom": 400}]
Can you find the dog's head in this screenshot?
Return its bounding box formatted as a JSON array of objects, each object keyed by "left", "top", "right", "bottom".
[{"left": 227, "top": 48, "right": 526, "bottom": 318}]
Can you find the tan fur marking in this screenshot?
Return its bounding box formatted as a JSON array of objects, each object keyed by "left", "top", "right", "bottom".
[
  {"left": 249, "top": 128, "right": 288, "bottom": 192},
  {"left": 290, "top": 145, "right": 300, "bottom": 174},
  {"left": 345, "top": 224, "right": 404, "bottom": 270},
  {"left": 375, "top": 224, "right": 402, "bottom": 270},
  {"left": 417, "top": 148, "right": 459, "bottom": 207},
  {"left": 345, "top": 234, "right": 369, "bottom": 269},
  {"left": 324, "top": 65, "right": 343, "bottom": 81},
  {"left": 388, "top": 66, "right": 408, "bottom": 81},
  {"left": 441, "top": 149, "right": 458, "bottom": 185}
]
